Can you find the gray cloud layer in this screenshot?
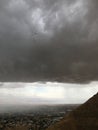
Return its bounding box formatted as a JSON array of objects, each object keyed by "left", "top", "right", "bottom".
[{"left": 0, "top": 0, "right": 98, "bottom": 83}]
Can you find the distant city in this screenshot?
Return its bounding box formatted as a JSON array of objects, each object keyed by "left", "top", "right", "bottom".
[{"left": 0, "top": 104, "right": 79, "bottom": 130}]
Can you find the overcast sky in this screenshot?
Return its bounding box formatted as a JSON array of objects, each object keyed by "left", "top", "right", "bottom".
[
  {"left": 0, "top": 0, "right": 98, "bottom": 109},
  {"left": 0, "top": 0, "right": 98, "bottom": 82}
]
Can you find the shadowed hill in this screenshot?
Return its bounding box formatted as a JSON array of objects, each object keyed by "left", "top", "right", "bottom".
[{"left": 46, "top": 93, "right": 98, "bottom": 130}]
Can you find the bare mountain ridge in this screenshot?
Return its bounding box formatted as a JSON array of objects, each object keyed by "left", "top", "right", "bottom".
[{"left": 47, "top": 93, "right": 98, "bottom": 130}]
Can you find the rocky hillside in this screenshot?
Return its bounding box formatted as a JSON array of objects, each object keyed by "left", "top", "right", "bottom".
[{"left": 46, "top": 93, "right": 98, "bottom": 130}]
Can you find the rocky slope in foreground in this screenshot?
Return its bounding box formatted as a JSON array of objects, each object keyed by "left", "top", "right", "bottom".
[{"left": 46, "top": 93, "right": 98, "bottom": 130}]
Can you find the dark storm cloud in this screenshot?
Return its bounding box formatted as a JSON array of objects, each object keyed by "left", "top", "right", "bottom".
[{"left": 0, "top": 0, "right": 98, "bottom": 83}]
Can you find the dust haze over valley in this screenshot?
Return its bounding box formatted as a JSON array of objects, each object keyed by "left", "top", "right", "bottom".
[{"left": 0, "top": 82, "right": 98, "bottom": 113}]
